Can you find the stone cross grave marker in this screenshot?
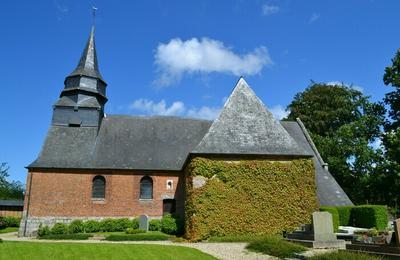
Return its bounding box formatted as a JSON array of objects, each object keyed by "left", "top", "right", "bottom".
[
  {"left": 139, "top": 215, "right": 149, "bottom": 231},
  {"left": 313, "top": 211, "right": 337, "bottom": 242}
]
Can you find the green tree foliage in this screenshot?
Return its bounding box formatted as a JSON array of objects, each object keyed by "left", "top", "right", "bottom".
[
  {"left": 381, "top": 49, "right": 400, "bottom": 208},
  {"left": 286, "top": 83, "right": 385, "bottom": 204},
  {"left": 0, "top": 162, "right": 24, "bottom": 200}
]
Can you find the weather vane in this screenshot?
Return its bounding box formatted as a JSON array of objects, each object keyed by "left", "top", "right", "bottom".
[{"left": 92, "top": 6, "right": 98, "bottom": 27}]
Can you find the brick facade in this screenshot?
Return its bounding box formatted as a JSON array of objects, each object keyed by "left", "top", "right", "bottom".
[{"left": 24, "top": 169, "right": 184, "bottom": 218}]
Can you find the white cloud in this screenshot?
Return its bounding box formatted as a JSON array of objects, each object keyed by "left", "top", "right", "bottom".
[
  {"left": 130, "top": 99, "right": 220, "bottom": 120},
  {"left": 262, "top": 4, "right": 280, "bottom": 16},
  {"left": 154, "top": 37, "right": 272, "bottom": 86},
  {"left": 326, "top": 81, "right": 364, "bottom": 93},
  {"left": 269, "top": 105, "right": 289, "bottom": 120},
  {"left": 130, "top": 99, "right": 185, "bottom": 116},
  {"left": 187, "top": 106, "right": 221, "bottom": 120},
  {"left": 309, "top": 13, "right": 320, "bottom": 24}
]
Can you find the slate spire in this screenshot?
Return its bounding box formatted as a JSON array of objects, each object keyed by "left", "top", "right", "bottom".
[
  {"left": 67, "top": 26, "right": 104, "bottom": 82},
  {"left": 52, "top": 26, "right": 108, "bottom": 127},
  {"left": 193, "top": 77, "right": 310, "bottom": 156}
]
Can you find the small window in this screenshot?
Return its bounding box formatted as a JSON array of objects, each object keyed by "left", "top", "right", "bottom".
[
  {"left": 140, "top": 176, "right": 153, "bottom": 199},
  {"left": 166, "top": 180, "right": 173, "bottom": 190},
  {"left": 92, "top": 175, "right": 105, "bottom": 199}
]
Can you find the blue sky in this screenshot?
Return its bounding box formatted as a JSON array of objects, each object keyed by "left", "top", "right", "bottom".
[{"left": 1, "top": 0, "right": 399, "bottom": 183}]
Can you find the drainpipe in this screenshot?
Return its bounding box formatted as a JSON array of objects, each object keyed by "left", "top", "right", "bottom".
[{"left": 23, "top": 171, "right": 33, "bottom": 237}]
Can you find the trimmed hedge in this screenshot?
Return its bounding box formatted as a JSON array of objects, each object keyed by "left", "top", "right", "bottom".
[
  {"left": 319, "top": 207, "right": 339, "bottom": 232},
  {"left": 185, "top": 158, "right": 318, "bottom": 241},
  {"left": 37, "top": 216, "right": 181, "bottom": 237},
  {"left": 327, "top": 205, "right": 388, "bottom": 230},
  {"left": 38, "top": 233, "right": 92, "bottom": 240},
  {"left": 246, "top": 235, "right": 306, "bottom": 258},
  {"left": 0, "top": 216, "right": 20, "bottom": 229},
  {"left": 336, "top": 206, "right": 353, "bottom": 226},
  {"left": 125, "top": 228, "right": 146, "bottom": 234},
  {"left": 105, "top": 232, "right": 170, "bottom": 241},
  {"left": 351, "top": 205, "right": 388, "bottom": 230}
]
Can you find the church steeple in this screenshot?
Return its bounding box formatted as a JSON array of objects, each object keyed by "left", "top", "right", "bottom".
[
  {"left": 67, "top": 26, "right": 105, "bottom": 83},
  {"left": 52, "top": 26, "right": 108, "bottom": 127}
]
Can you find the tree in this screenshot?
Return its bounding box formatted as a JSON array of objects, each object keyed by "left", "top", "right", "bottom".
[
  {"left": 0, "top": 162, "right": 24, "bottom": 200},
  {"left": 381, "top": 49, "right": 400, "bottom": 208},
  {"left": 286, "top": 83, "right": 385, "bottom": 204}
]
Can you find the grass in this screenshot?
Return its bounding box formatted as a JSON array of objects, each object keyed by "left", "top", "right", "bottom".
[
  {"left": 309, "top": 251, "right": 381, "bottom": 260},
  {"left": 38, "top": 233, "right": 93, "bottom": 240},
  {"left": 105, "top": 231, "right": 171, "bottom": 241},
  {"left": 246, "top": 235, "right": 306, "bottom": 258},
  {"left": 0, "top": 241, "right": 216, "bottom": 260},
  {"left": 0, "top": 227, "right": 18, "bottom": 234},
  {"left": 208, "top": 234, "right": 267, "bottom": 242}
]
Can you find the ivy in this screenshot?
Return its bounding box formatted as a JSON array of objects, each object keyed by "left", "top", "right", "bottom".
[{"left": 185, "top": 158, "right": 318, "bottom": 241}]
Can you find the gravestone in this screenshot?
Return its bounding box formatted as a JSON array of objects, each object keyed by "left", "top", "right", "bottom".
[
  {"left": 313, "top": 212, "right": 337, "bottom": 242},
  {"left": 286, "top": 211, "right": 345, "bottom": 249},
  {"left": 139, "top": 215, "right": 149, "bottom": 231},
  {"left": 393, "top": 218, "right": 400, "bottom": 245}
]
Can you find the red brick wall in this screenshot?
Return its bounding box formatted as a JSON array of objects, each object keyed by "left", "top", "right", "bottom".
[{"left": 25, "top": 170, "right": 184, "bottom": 218}]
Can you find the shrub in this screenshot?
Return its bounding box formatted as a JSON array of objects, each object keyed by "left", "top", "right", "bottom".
[
  {"left": 38, "top": 233, "right": 92, "bottom": 240},
  {"left": 161, "top": 214, "right": 183, "bottom": 235},
  {"left": 131, "top": 218, "right": 139, "bottom": 229},
  {"left": 149, "top": 219, "right": 162, "bottom": 231},
  {"left": 100, "top": 218, "right": 117, "bottom": 232},
  {"left": 114, "top": 218, "right": 131, "bottom": 231},
  {"left": 125, "top": 228, "right": 145, "bottom": 234},
  {"left": 3, "top": 217, "right": 21, "bottom": 227},
  {"left": 320, "top": 207, "right": 339, "bottom": 232},
  {"left": 186, "top": 158, "right": 317, "bottom": 241},
  {"left": 69, "top": 220, "right": 84, "bottom": 234},
  {"left": 308, "top": 250, "right": 380, "bottom": 259},
  {"left": 51, "top": 223, "right": 69, "bottom": 235},
  {"left": 0, "top": 217, "right": 6, "bottom": 229},
  {"left": 0, "top": 238, "right": 2, "bottom": 243},
  {"left": 336, "top": 206, "right": 353, "bottom": 226},
  {"left": 37, "top": 224, "right": 51, "bottom": 237},
  {"left": 84, "top": 220, "right": 102, "bottom": 233},
  {"left": 105, "top": 232, "right": 170, "bottom": 241},
  {"left": 351, "top": 205, "right": 388, "bottom": 230},
  {"left": 246, "top": 235, "right": 306, "bottom": 258}
]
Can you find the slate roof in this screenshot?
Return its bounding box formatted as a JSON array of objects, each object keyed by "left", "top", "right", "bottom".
[
  {"left": 0, "top": 199, "right": 24, "bottom": 207},
  {"left": 193, "top": 78, "right": 311, "bottom": 157},
  {"left": 281, "top": 119, "right": 353, "bottom": 206},
  {"left": 29, "top": 116, "right": 211, "bottom": 170}
]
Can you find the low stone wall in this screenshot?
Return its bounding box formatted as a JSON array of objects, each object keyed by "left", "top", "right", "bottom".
[{"left": 18, "top": 215, "right": 162, "bottom": 237}]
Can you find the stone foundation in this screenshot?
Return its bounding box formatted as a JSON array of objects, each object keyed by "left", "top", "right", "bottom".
[{"left": 18, "top": 216, "right": 161, "bottom": 237}]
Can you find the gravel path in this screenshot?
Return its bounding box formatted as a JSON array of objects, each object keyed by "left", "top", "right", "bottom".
[{"left": 0, "top": 232, "right": 274, "bottom": 260}]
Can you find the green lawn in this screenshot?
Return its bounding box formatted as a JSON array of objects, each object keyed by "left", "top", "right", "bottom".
[
  {"left": 0, "top": 227, "right": 18, "bottom": 234},
  {"left": 0, "top": 241, "right": 216, "bottom": 260}
]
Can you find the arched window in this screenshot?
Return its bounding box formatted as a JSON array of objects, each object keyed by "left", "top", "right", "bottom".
[
  {"left": 140, "top": 176, "right": 153, "bottom": 199},
  {"left": 92, "top": 175, "right": 106, "bottom": 199}
]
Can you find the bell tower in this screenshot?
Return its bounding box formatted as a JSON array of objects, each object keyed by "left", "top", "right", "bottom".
[{"left": 52, "top": 26, "right": 107, "bottom": 127}]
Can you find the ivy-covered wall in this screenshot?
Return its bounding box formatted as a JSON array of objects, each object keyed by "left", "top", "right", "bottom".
[{"left": 185, "top": 157, "right": 318, "bottom": 241}]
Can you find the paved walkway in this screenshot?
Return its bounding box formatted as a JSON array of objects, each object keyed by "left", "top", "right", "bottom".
[{"left": 0, "top": 232, "right": 274, "bottom": 260}]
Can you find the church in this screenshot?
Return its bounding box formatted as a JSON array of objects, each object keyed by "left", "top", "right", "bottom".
[{"left": 19, "top": 27, "right": 352, "bottom": 237}]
